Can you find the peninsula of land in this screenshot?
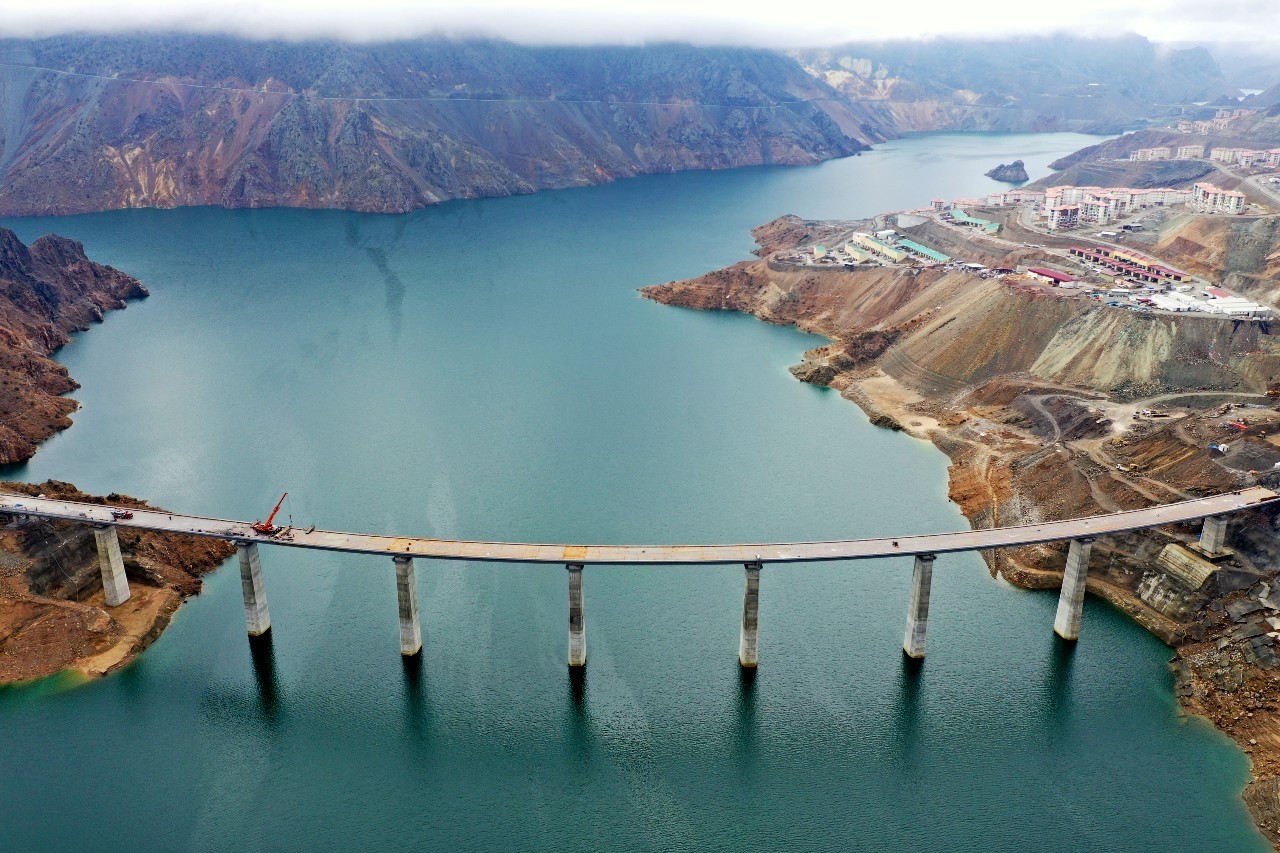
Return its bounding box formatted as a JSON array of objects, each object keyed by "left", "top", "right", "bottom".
[
  {"left": 0, "top": 229, "right": 235, "bottom": 683},
  {"left": 642, "top": 208, "right": 1280, "bottom": 846}
]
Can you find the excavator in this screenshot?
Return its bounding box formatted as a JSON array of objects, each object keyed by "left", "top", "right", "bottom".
[{"left": 252, "top": 493, "right": 288, "bottom": 536}]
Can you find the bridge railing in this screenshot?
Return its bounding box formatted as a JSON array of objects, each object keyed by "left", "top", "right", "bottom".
[{"left": 1, "top": 488, "right": 1274, "bottom": 668}]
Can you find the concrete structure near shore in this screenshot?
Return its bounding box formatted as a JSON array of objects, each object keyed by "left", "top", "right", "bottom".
[
  {"left": 739, "top": 561, "right": 762, "bottom": 667},
  {"left": 903, "top": 554, "right": 935, "bottom": 658},
  {"left": 1053, "top": 538, "right": 1095, "bottom": 641},
  {"left": 3, "top": 487, "right": 1276, "bottom": 668},
  {"left": 394, "top": 555, "right": 422, "bottom": 656},
  {"left": 237, "top": 542, "right": 271, "bottom": 636},
  {"left": 567, "top": 563, "right": 586, "bottom": 667},
  {"left": 93, "top": 525, "right": 131, "bottom": 607},
  {"left": 1199, "top": 515, "right": 1229, "bottom": 555}
]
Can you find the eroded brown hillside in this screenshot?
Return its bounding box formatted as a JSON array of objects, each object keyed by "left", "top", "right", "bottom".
[
  {"left": 0, "top": 38, "right": 862, "bottom": 215},
  {"left": 0, "top": 229, "right": 146, "bottom": 463}
]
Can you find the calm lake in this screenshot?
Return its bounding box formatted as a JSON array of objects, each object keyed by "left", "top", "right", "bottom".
[{"left": 0, "top": 132, "right": 1266, "bottom": 851}]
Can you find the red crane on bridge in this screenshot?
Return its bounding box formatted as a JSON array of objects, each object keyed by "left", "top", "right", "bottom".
[{"left": 252, "top": 493, "right": 288, "bottom": 535}]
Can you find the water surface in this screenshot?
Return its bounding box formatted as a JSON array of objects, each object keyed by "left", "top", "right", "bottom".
[{"left": 0, "top": 132, "right": 1266, "bottom": 851}]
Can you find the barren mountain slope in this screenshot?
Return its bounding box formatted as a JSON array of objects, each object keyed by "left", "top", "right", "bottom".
[{"left": 0, "top": 37, "right": 863, "bottom": 215}]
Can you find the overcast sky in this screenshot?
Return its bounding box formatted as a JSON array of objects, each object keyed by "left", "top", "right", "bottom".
[{"left": 1, "top": 0, "right": 1278, "bottom": 48}]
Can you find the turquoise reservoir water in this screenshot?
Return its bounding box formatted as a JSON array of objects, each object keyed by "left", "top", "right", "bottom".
[{"left": 0, "top": 133, "right": 1266, "bottom": 851}]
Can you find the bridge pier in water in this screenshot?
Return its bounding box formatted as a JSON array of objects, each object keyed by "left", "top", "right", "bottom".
[
  {"left": 902, "top": 554, "right": 935, "bottom": 659},
  {"left": 739, "top": 561, "right": 762, "bottom": 668},
  {"left": 394, "top": 556, "right": 422, "bottom": 656},
  {"left": 567, "top": 564, "right": 586, "bottom": 667},
  {"left": 236, "top": 542, "right": 271, "bottom": 636},
  {"left": 1199, "top": 514, "right": 1229, "bottom": 554},
  {"left": 1053, "top": 537, "right": 1094, "bottom": 641},
  {"left": 93, "top": 525, "right": 131, "bottom": 607}
]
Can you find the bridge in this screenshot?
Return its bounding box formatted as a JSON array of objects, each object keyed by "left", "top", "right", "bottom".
[{"left": 2, "top": 486, "right": 1276, "bottom": 667}]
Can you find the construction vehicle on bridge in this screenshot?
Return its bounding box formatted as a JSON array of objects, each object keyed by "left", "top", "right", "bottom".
[{"left": 252, "top": 493, "right": 288, "bottom": 536}]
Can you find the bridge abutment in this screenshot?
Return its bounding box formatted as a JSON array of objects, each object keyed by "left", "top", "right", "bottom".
[
  {"left": 394, "top": 555, "right": 422, "bottom": 656},
  {"left": 93, "top": 525, "right": 130, "bottom": 607},
  {"left": 1053, "top": 537, "right": 1094, "bottom": 641},
  {"left": 237, "top": 542, "right": 271, "bottom": 636},
  {"left": 903, "top": 554, "right": 935, "bottom": 659},
  {"left": 1199, "top": 514, "right": 1229, "bottom": 555},
  {"left": 567, "top": 563, "right": 586, "bottom": 667},
  {"left": 739, "top": 561, "right": 762, "bottom": 668}
]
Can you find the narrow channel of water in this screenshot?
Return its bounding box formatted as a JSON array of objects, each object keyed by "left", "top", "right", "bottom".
[{"left": 0, "top": 132, "right": 1266, "bottom": 851}]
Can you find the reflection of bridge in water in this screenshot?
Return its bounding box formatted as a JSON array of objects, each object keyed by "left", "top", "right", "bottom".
[{"left": 3, "top": 487, "right": 1275, "bottom": 669}]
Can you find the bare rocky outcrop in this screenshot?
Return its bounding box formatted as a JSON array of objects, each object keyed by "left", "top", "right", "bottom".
[
  {"left": 985, "top": 160, "right": 1028, "bottom": 182},
  {"left": 0, "top": 228, "right": 147, "bottom": 464}
]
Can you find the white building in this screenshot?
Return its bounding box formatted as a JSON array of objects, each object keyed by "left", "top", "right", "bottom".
[
  {"left": 1043, "top": 185, "right": 1192, "bottom": 224},
  {"left": 1130, "top": 147, "right": 1171, "bottom": 161},
  {"left": 1046, "top": 205, "right": 1080, "bottom": 231},
  {"left": 1191, "top": 182, "right": 1246, "bottom": 215},
  {"left": 985, "top": 190, "right": 1045, "bottom": 207},
  {"left": 1175, "top": 145, "right": 1204, "bottom": 160}
]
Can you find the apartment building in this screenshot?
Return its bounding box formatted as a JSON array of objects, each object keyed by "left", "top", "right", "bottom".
[
  {"left": 1191, "top": 182, "right": 1246, "bottom": 214},
  {"left": 1130, "top": 147, "right": 1171, "bottom": 161}
]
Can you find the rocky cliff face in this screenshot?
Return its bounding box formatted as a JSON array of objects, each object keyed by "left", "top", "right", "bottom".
[
  {"left": 0, "top": 36, "right": 864, "bottom": 215},
  {"left": 0, "top": 228, "right": 146, "bottom": 463}
]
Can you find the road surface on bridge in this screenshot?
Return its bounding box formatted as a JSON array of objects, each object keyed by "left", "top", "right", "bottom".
[{"left": 0, "top": 487, "right": 1274, "bottom": 565}]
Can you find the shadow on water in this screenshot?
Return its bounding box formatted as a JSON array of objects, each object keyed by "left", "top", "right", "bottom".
[
  {"left": 364, "top": 247, "right": 406, "bottom": 338},
  {"left": 401, "top": 653, "right": 429, "bottom": 740},
  {"left": 568, "top": 665, "right": 587, "bottom": 712},
  {"left": 1046, "top": 634, "right": 1078, "bottom": 722},
  {"left": 891, "top": 654, "right": 925, "bottom": 764},
  {"left": 565, "top": 666, "right": 594, "bottom": 765},
  {"left": 248, "top": 632, "right": 280, "bottom": 724},
  {"left": 734, "top": 666, "right": 758, "bottom": 771}
]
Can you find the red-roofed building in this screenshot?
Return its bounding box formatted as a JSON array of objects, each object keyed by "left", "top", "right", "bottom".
[{"left": 1027, "top": 268, "right": 1079, "bottom": 285}]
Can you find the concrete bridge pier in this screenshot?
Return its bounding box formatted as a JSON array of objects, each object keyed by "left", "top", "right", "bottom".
[
  {"left": 393, "top": 555, "right": 422, "bottom": 656},
  {"left": 1199, "top": 514, "right": 1229, "bottom": 554},
  {"left": 1053, "top": 537, "right": 1094, "bottom": 641},
  {"left": 902, "top": 554, "right": 936, "bottom": 659},
  {"left": 236, "top": 542, "right": 271, "bottom": 637},
  {"left": 739, "top": 561, "right": 762, "bottom": 668},
  {"left": 93, "top": 525, "right": 131, "bottom": 607},
  {"left": 567, "top": 564, "right": 586, "bottom": 667}
]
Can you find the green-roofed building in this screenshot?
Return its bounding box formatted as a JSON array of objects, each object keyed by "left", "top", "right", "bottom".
[
  {"left": 950, "top": 209, "right": 1000, "bottom": 234},
  {"left": 895, "top": 238, "right": 950, "bottom": 263}
]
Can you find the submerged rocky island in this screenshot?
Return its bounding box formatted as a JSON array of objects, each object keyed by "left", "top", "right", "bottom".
[{"left": 985, "top": 160, "right": 1029, "bottom": 182}]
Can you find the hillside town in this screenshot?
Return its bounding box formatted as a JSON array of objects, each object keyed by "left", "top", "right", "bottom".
[{"left": 773, "top": 150, "right": 1280, "bottom": 321}]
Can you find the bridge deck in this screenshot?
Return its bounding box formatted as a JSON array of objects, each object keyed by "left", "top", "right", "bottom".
[{"left": 1, "top": 487, "right": 1275, "bottom": 565}]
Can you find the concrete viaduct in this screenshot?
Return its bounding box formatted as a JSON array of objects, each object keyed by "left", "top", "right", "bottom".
[{"left": 2, "top": 487, "right": 1276, "bottom": 668}]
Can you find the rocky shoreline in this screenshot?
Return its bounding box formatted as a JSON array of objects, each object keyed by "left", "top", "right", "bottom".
[
  {"left": 0, "top": 228, "right": 148, "bottom": 465},
  {"left": 0, "top": 481, "right": 234, "bottom": 682},
  {"left": 0, "top": 229, "right": 235, "bottom": 684},
  {"left": 642, "top": 214, "right": 1280, "bottom": 849}
]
